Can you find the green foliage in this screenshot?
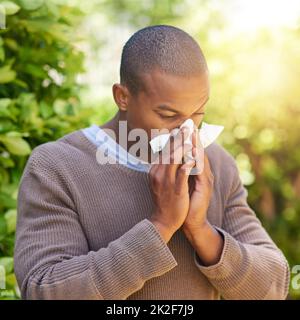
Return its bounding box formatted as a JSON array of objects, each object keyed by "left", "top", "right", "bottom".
[
  {"left": 0, "top": 0, "right": 92, "bottom": 299},
  {"left": 0, "top": 0, "right": 299, "bottom": 300},
  {"left": 202, "top": 28, "right": 300, "bottom": 299}
]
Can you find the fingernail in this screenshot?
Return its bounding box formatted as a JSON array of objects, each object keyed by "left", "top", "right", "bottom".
[{"left": 186, "top": 159, "right": 195, "bottom": 166}]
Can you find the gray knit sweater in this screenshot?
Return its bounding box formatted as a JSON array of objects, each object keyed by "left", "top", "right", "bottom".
[{"left": 14, "top": 129, "right": 290, "bottom": 300}]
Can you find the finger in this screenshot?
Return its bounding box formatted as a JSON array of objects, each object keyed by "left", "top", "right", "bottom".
[
  {"left": 203, "top": 153, "right": 214, "bottom": 181},
  {"left": 161, "top": 128, "right": 185, "bottom": 184},
  {"left": 174, "top": 159, "right": 196, "bottom": 194},
  {"left": 152, "top": 128, "right": 183, "bottom": 186},
  {"left": 148, "top": 162, "right": 160, "bottom": 191},
  {"left": 153, "top": 131, "right": 175, "bottom": 165},
  {"left": 188, "top": 174, "right": 195, "bottom": 197},
  {"left": 160, "top": 127, "right": 184, "bottom": 166},
  {"left": 159, "top": 127, "right": 193, "bottom": 184},
  {"left": 190, "top": 128, "right": 204, "bottom": 175},
  {"left": 166, "top": 128, "right": 193, "bottom": 183},
  {"left": 159, "top": 128, "right": 179, "bottom": 164},
  {"left": 172, "top": 133, "right": 193, "bottom": 164},
  {"left": 193, "top": 126, "right": 204, "bottom": 154},
  {"left": 149, "top": 159, "right": 160, "bottom": 178}
]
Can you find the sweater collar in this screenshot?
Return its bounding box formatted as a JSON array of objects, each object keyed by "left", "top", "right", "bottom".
[{"left": 81, "top": 124, "right": 152, "bottom": 173}]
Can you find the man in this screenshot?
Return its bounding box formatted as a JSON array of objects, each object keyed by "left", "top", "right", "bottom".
[{"left": 14, "top": 25, "right": 290, "bottom": 300}]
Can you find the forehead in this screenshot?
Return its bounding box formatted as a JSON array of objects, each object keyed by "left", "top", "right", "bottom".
[{"left": 138, "top": 68, "right": 210, "bottom": 106}]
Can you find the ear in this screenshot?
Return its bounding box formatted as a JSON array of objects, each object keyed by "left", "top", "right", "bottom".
[{"left": 112, "top": 83, "right": 130, "bottom": 112}]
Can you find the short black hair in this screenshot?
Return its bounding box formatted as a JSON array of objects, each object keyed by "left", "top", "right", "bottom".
[{"left": 120, "top": 25, "right": 208, "bottom": 96}]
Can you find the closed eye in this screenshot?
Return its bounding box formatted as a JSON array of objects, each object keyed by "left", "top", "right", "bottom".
[
  {"left": 159, "top": 114, "right": 178, "bottom": 119},
  {"left": 159, "top": 112, "right": 205, "bottom": 119}
]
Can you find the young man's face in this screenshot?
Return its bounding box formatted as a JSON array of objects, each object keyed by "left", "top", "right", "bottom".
[{"left": 114, "top": 68, "right": 210, "bottom": 142}]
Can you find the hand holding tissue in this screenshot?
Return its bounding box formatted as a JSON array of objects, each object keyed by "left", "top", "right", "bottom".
[{"left": 149, "top": 119, "right": 224, "bottom": 155}]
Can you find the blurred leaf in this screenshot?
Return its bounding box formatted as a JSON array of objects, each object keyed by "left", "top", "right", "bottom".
[
  {"left": 4, "top": 38, "right": 18, "bottom": 51},
  {"left": 0, "top": 215, "right": 7, "bottom": 240},
  {"left": 17, "top": 0, "right": 44, "bottom": 11},
  {"left": 5, "top": 272, "right": 17, "bottom": 290},
  {"left": 1, "top": 1, "right": 20, "bottom": 15},
  {"left": 4, "top": 209, "right": 16, "bottom": 234},
  {"left": 0, "top": 119, "right": 16, "bottom": 133},
  {"left": 0, "top": 65, "right": 16, "bottom": 84},
  {"left": 0, "top": 98, "right": 12, "bottom": 118},
  {"left": 40, "top": 101, "right": 54, "bottom": 119},
  {"left": 0, "top": 192, "right": 17, "bottom": 209},
  {"left": 0, "top": 156, "right": 14, "bottom": 168},
  {"left": 0, "top": 135, "right": 31, "bottom": 155},
  {"left": 0, "top": 257, "right": 13, "bottom": 274},
  {"left": 0, "top": 47, "right": 4, "bottom": 62}
]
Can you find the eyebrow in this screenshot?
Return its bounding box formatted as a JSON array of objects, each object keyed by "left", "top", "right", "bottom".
[{"left": 157, "top": 97, "right": 209, "bottom": 114}]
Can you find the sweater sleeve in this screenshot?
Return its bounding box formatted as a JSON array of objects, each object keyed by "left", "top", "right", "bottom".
[
  {"left": 14, "top": 146, "right": 178, "bottom": 300},
  {"left": 193, "top": 156, "right": 290, "bottom": 300}
]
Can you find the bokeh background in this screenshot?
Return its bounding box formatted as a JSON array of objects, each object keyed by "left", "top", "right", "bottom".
[{"left": 0, "top": 0, "right": 299, "bottom": 299}]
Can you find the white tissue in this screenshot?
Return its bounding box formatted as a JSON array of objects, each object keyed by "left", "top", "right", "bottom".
[{"left": 149, "top": 119, "right": 224, "bottom": 154}]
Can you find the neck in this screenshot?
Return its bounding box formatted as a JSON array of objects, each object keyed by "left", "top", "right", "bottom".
[{"left": 100, "top": 111, "right": 156, "bottom": 164}]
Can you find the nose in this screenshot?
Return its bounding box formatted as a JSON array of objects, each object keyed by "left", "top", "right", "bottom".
[
  {"left": 177, "top": 118, "right": 198, "bottom": 130},
  {"left": 171, "top": 118, "right": 191, "bottom": 130}
]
